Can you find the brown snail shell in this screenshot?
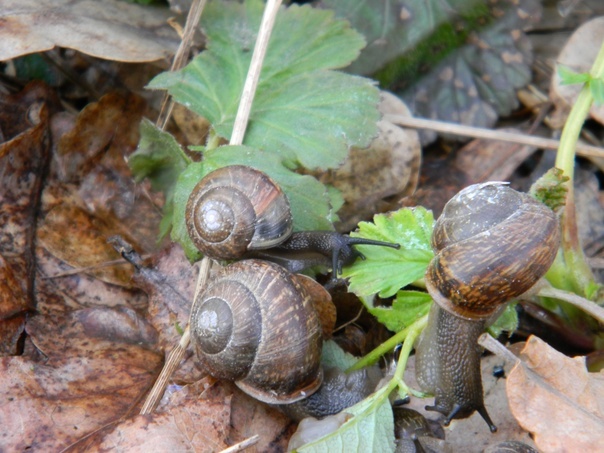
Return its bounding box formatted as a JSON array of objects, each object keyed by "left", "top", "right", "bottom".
[
  {"left": 186, "top": 166, "right": 293, "bottom": 260},
  {"left": 426, "top": 182, "right": 560, "bottom": 320},
  {"left": 190, "top": 259, "right": 323, "bottom": 404}
]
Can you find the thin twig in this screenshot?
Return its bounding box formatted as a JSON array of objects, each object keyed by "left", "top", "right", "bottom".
[
  {"left": 156, "top": 0, "right": 208, "bottom": 130},
  {"left": 478, "top": 333, "right": 520, "bottom": 364},
  {"left": 230, "top": 0, "right": 283, "bottom": 145},
  {"left": 333, "top": 306, "right": 364, "bottom": 334},
  {"left": 41, "top": 256, "right": 149, "bottom": 279},
  {"left": 219, "top": 435, "right": 261, "bottom": 453},
  {"left": 384, "top": 114, "right": 604, "bottom": 158},
  {"left": 140, "top": 257, "right": 213, "bottom": 414}
]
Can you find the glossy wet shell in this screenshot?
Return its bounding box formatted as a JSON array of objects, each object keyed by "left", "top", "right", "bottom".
[
  {"left": 186, "top": 166, "right": 293, "bottom": 259},
  {"left": 427, "top": 183, "right": 560, "bottom": 319},
  {"left": 190, "top": 259, "right": 323, "bottom": 404}
]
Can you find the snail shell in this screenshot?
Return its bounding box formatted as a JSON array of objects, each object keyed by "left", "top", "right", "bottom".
[
  {"left": 426, "top": 182, "right": 560, "bottom": 319},
  {"left": 190, "top": 259, "right": 323, "bottom": 404},
  {"left": 186, "top": 166, "right": 293, "bottom": 260}
]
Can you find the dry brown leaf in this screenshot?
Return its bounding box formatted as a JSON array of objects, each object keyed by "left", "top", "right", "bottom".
[
  {"left": 0, "top": 84, "right": 56, "bottom": 355},
  {"left": 0, "top": 0, "right": 180, "bottom": 62},
  {"left": 51, "top": 92, "right": 163, "bottom": 254},
  {"left": 93, "top": 380, "right": 232, "bottom": 452},
  {"left": 56, "top": 92, "right": 146, "bottom": 182},
  {"left": 226, "top": 382, "right": 296, "bottom": 453},
  {"left": 550, "top": 16, "right": 604, "bottom": 126},
  {"left": 507, "top": 335, "right": 604, "bottom": 452},
  {"left": 454, "top": 130, "right": 539, "bottom": 183},
  {"left": 38, "top": 204, "right": 136, "bottom": 287},
  {"left": 1, "top": 299, "right": 162, "bottom": 451}
]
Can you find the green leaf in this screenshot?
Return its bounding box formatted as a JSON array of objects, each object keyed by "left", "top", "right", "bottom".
[
  {"left": 321, "top": 340, "right": 358, "bottom": 370},
  {"left": 171, "top": 162, "right": 206, "bottom": 261},
  {"left": 322, "top": 0, "right": 484, "bottom": 77},
  {"left": 487, "top": 302, "right": 519, "bottom": 338},
  {"left": 297, "top": 387, "right": 395, "bottom": 452},
  {"left": 362, "top": 290, "right": 432, "bottom": 332},
  {"left": 148, "top": 0, "right": 379, "bottom": 170},
  {"left": 170, "top": 145, "right": 341, "bottom": 260},
  {"left": 129, "top": 119, "right": 190, "bottom": 194},
  {"left": 327, "top": 0, "right": 541, "bottom": 136},
  {"left": 558, "top": 64, "right": 592, "bottom": 85},
  {"left": 129, "top": 120, "right": 191, "bottom": 241},
  {"left": 590, "top": 77, "right": 604, "bottom": 105},
  {"left": 342, "top": 208, "right": 434, "bottom": 298}
]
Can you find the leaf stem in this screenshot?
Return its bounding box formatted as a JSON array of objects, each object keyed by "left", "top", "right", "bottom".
[
  {"left": 554, "top": 41, "right": 604, "bottom": 180},
  {"left": 386, "top": 315, "right": 428, "bottom": 398},
  {"left": 347, "top": 315, "right": 428, "bottom": 373},
  {"left": 550, "top": 41, "right": 604, "bottom": 298}
]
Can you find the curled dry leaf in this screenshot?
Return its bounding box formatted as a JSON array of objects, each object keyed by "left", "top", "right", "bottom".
[
  {"left": 0, "top": 0, "right": 179, "bottom": 62},
  {"left": 315, "top": 91, "right": 421, "bottom": 231},
  {"left": 550, "top": 16, "right": 604, "bottom": 126},
  {"left": 0, "top": 83, "right": 55, "bottom": 355},
  {"left": 507, "top": 335, "right": 604, "bottom": 452}
]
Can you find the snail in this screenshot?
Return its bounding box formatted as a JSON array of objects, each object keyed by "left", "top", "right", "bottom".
[
  {"left": 190, "top": 259, "right": 324, "bottom": 404},
  {"left": 415, "top": 182, "right": 560, "bottom": 431},
  {"left": 190, "top": 258, "right": 380, "bottom": 416},
  {"left": 185, "top": 165, "right": 400, "bottom": 277}
]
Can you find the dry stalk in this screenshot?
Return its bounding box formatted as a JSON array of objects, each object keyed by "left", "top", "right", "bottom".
[
  {"left": 141, "top": 0, "right": 283, "bottom": 415},
  {"left": 385, "top": 114, "right": 604, "bottom": 158}
]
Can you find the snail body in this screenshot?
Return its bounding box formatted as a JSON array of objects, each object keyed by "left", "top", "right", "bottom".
[
  {"left": 416, "top": 183, "right": 560, "bottom": 431},
  {"left": 186, "top": 165, "right": 400, "bottom": 277}
]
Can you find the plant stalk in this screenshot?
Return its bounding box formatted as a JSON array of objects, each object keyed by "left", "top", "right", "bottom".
[{"left": 550, "top": 41, "right": 604, "bottom": 297}]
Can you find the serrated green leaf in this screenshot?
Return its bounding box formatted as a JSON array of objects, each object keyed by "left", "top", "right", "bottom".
[
  {"left": 297, "top": 387, "right": 395, "bottom": 452},
  {"left": 590, "top": 77, "right": 604, "bottom": 105},
  {"left": 322, "top": 0, "right": 482, "bottom": 76},
  {"left": 342, "top": 208, "right": 434, "bottom": 298},
  {"left": 362, "top": 290, "right": 432, "bottom": 332},
  {"left": 321, "top": 340, "right": 358, "bottom": 370},
  {"left": 327, "top": 0, "right": 541, "bottom": 137},
  {"left": 148, "top": 0, "right": 379, "bottom": 170},
  {"left": 400, "top": 0, "right": 542, "bottom": 136},
  {"left": 558, "top": 64, "right": 592, "bottom": 85},
  {"left": 129, "top": 120, "right": 191, "bottom": 242},
  {"left": 170, "top": 145, "right": 340, "bottom": 260},
  {"left": 129, "top": 119, "right": 190, "bottom": 193}
]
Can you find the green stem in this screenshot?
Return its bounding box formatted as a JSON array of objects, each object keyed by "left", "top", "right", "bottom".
[
  {"left": 555, "top": 42, "right": 604, "bottom": 179},
  {"left": 550, "top": 42, "right": 604, "bottom": 299},
  {"left": 346, "top": 315, "right": 428, "bottom": 373},
  {"left": 386, "top": 315, "right": 428, "bottom": 399},
  {"left": 206, "top": 130, "right": 221, "bottom": 150}
]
